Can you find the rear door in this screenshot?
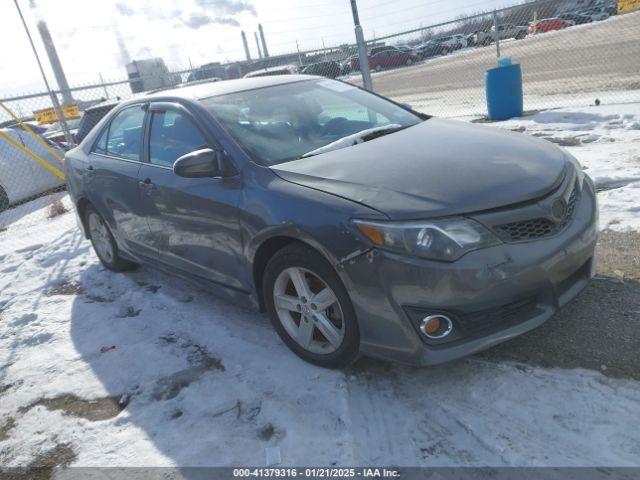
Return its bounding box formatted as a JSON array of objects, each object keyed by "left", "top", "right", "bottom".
[
  {"left": 87, "top": 103, "right": 155, "bottom": 258},
  {"left": 137, "top": 102, "right": 245, "bottom": 290}
]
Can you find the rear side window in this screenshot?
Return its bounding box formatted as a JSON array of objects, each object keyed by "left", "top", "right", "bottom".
[
  {"left": 148, "top": 110, "right": 208, "bottom": 167},
  {"left": 102, "top": 105, "right": 146, "bottom": 161}
]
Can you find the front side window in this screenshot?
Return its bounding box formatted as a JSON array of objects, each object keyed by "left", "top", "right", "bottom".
[
  {"left": 103, "top": 105, "right": 146, "bottom": 161},
  {"left": 148, "top": 110, "right": 208, "bottom": 167},
  {"left": 202, "top": 79, "right": 423, "bottom": 165}
]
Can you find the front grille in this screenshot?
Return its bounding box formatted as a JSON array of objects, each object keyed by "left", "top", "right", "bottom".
[
  {"left": 457, "top": 296, "right": 538, "bottom": 338},
  {"left": 493, "top": 182, "right": 579, "bottom": 242}
]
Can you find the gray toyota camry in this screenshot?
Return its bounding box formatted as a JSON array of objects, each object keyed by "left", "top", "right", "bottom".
[{"left": 65, "top": 75, "right": 597, "bottom": 368}]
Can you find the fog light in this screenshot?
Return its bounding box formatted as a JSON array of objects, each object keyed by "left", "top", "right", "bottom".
[{"left": 420, "top": 315, "right": 453, "bottom": 339}]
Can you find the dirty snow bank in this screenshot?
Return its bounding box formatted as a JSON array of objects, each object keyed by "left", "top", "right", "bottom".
[
  {"left": 1, "top": 212, "right": 640, "bottom": 468},
  {"left": 490, "top": 104, "right": 640, "bottom": 231}
]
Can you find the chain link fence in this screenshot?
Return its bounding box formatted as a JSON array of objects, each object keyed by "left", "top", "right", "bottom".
[{"left": 1, "top": 0, "right": 639, "bottom": 239}]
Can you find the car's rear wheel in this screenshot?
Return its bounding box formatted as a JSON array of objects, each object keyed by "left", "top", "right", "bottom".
[
  {"left": 263, "top": 244, "right": 359, "bottom": 368},
  {"left": 0, "top": 186, "right": 9, "bottom": 213},
  {"left": 406, "top": 58, "right": 413, "bottom": 65},
  {"left": 375, "top": 64, "right": 382, "bottom": 72},
  {"left": 85, "top": 206, "right": 135, "bottom": 272}
]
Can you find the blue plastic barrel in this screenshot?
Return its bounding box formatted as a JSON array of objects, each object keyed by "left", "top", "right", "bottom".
[{"left": 485, "top": 63, "right": 523, "bottom": 121}]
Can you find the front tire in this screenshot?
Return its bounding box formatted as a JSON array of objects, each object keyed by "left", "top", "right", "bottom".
[
  {"left": 375, "top": 64, "right": 382, "bottom": 72},
  {"left": 263, "top": 244, "right": 360, "bottom": 368},
  {"left": 85, "top": 206, "right": 135, "bottom": 272}
]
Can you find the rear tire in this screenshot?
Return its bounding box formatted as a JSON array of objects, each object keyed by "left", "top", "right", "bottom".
[
  {"left": 0, "top": 186, "right": 9, "bottom": 213},
  {"left": 263, "top": 243, "right": 360, "bottom": 369},
  {"left": 85, "top": 206, "right": 136, "bottom": 272},
  {"left": 375, "top": 64, "right": 382, "bottom": 72}
]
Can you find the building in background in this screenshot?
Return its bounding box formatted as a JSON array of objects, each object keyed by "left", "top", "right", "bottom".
[{"left": 126, "top": 58, "right": 178, "bottom": 93}]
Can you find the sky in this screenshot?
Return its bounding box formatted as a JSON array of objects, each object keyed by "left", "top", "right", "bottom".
[{"left": 0, "top": 0, "right": 522, "bottom": 97}]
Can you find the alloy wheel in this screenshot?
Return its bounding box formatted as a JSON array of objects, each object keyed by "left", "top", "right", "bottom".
[{"left": 272, "top": 267, "right": 345, "bottom": 354}]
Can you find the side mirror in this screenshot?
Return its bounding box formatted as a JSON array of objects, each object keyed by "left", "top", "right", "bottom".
[
  {"left": 173, "top": 148, "right": 221, "bottom": 178},
  {"left": 401, "top": 102, "right": 413, "bottom": 110}
]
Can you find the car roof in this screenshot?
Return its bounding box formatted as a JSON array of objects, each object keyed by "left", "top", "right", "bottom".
[{"left": 144, "top": 74, "right": 317, "bottom": 101}]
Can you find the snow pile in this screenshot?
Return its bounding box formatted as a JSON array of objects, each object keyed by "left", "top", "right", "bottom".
[
  {"left": 491, "top": 104, "right": 640, "bottom": 231},
  {"left": 1, "top": 211, "right": 640, "bottom": 468}
]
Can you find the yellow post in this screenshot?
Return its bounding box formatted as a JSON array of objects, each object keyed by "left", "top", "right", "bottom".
[
  {"left": 0, "top": 130, "right": 65, "bottom": 180},
  {"left": 533, "top": 11, "right": 538, "bottom": 34},
  {"left": 0, "top": 100, "right": 65, "bottom": 163}
]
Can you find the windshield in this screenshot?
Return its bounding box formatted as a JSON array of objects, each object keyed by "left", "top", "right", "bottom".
[{"left": 201, "top": 79, "right": 423, "bottom": 165}]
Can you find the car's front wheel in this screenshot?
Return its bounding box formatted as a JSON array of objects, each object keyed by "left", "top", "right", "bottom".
[
  {"left": 375, "top": 64, "right": 382, "bottom": 72},
  {"left": 263, "top": 244, "right": 360, "bottom": 368},
  {"left": 85, "top": 206, "right": 136, "bottom": 272}
]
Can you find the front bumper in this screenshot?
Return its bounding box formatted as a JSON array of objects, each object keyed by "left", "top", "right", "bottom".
[{"left": 341, "top": 177, "right": 598, "bottom": 366}]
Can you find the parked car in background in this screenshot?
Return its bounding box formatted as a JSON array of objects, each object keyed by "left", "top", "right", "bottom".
[
  {"left": 530, "top": 17, "right": 574, "bottom": 33},
  {"left": 578, "top": 7, "right": 610, "bottom": 21},
  {"left": 368, "top": 48, "right": 419, "bottom": 71},
  {"left": 43, "top": 118, "right": 81, "bottom": 148},
  {"left": 346, "top": 54, "right": 360, "bottom": 72},
  {"left": 435, "top": 34, "right": 468, "bottom": 51},
  {"left": 244, "top": 65, "right": 299, "bottom": 78},
  {"left": 0, "top": 128, "right": 65, "bottom": 211},
  {"left": 65, "top": 75, "right": 597, "bottom": 368},
  {"left": 557, "top": 12, "right": 593, "bottom": 24},
  {"left": 369, "top": 46, "right": 397, "bottom": 56},
  {"left": 394, "top": 45, "right": 416, "bottom": 54},
  {"left": 415, "top": 40, "right": 450, "bottom": 58},
  {"left": 465, "top": 30, "right": 481, "bottom": 47},
  {"left": 302, "top": 61, "right": 342, "bottom": 79},
  {"left": 76, "top": 100, "right": 120, "bottom": 143},
  {"left": 474, "top": 23, "right": 529, "bottom": 45}
]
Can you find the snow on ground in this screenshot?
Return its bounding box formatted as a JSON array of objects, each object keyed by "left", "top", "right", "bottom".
[
  {"left": 0, "top": 105, "right": 639, "bottom": 468},
  {"left": 1, "top": 212, "right": 639, "bottom": 468},
  {"left": 489, "top": 104, "right": 640, "bottom": 231}
]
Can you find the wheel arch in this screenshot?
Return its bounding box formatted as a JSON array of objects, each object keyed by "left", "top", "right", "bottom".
[
  {"left": 75, "top": 196, "right": 94, "bottom": 238},
  {"left": 250, "top": 230, "right": 343, "bottom": 312}
]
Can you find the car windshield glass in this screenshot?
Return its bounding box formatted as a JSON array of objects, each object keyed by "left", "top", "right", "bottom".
[{"left": 201, "top": 79, "right": 423, "bottom": 165}]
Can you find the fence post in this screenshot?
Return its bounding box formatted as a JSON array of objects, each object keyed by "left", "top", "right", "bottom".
[
  {"left": 350, "top": 0, "right": 373, "bottom": 91},
  {"left": 99, "top": 73, "right": 109, "bottom": 99},
  {"left": 493, "top": 10, "right": 501, "bottom": 59},
  {"left": 13, "top": 0, "right": 74, "bottom": 147}
]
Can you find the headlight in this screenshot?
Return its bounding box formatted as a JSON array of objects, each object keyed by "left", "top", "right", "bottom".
[{"left": 353, "top": 218, "right": 501, "bottom": 262}]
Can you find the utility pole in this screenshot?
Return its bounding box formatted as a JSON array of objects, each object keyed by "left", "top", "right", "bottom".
[
  {"left": 14, "top": 0, "right": 73, "bottom": 146},
  {"left": 349, "top": 0, "right": 372, "bottom": 91}
]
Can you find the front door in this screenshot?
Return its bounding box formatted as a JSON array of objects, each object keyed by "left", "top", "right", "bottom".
[{"left": 137, "top": 104, "right": 245, "bottom": 290}]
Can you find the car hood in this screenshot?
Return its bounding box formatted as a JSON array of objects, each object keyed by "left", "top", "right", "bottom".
[{"left": 270, "top": 118, "right": 567, "bottom": 220}]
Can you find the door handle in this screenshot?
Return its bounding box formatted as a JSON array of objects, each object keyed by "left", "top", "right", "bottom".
[
  {"left": 139, "top": 178, "right": 156, "bottom": 194},
  {"left": 87, "top": 165, "right": 94, "bottom": 172}
]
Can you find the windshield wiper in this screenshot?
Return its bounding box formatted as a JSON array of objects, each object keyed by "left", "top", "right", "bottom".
[{"left": 300, "top": 124, "right": 406, "bottom": 158}]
